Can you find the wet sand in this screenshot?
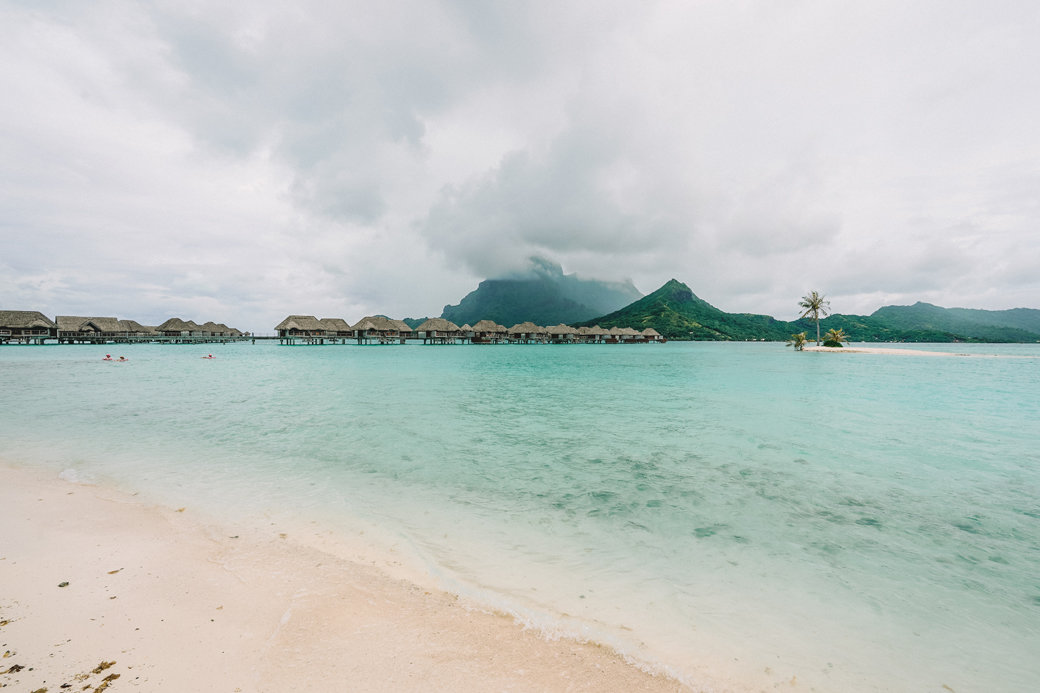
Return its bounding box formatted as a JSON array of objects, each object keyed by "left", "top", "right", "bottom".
[{"left": 0, "top": 463, "right": 687, "bottom": 692}]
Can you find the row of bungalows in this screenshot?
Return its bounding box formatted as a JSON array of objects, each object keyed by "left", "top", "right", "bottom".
[
  {"left": 274, "top": 314, "right": 664, "bottom": 345},
  {"left": 0, "top": 310, "right": 245, "bottom": 344},
  {"left": 275, "top": 315, "right": 413, "bottom": 344},
  {"left": 152, "top": 318, "right": 245, "bottom": 341},
  {"left": 57, "top": 316, "right": 244, "bottom": 343}
]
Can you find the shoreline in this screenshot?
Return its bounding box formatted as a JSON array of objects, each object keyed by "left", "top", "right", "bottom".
[
  {"left": 0, "top": 462, "right": 688, "bottom": 692},
  {"left": 803, "top": 344, "right": 1006, "bottom": 357}
]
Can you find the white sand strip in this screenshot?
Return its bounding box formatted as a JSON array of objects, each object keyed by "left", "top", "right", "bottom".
[
  {"left": 0, "top": 463, "right": 687, "bottom": 692},
  {"left": 803, "top": 345, "right": 999, "bottom": 357}
]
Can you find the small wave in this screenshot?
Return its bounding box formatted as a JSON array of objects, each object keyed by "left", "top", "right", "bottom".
[{"left": 58, "top": 468, "right": 97, "bottom": 485}]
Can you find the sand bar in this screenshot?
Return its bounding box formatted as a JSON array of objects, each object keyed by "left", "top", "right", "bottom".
[
  {"left": 803, "top": 345, "right": 1004, "bottom": 357},
  {"left": 0, "top": 462, "right": 687, "bottom": 692}
]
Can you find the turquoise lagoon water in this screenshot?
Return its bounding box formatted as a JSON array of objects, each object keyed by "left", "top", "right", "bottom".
[{"left": 2, "top": 341, "right": 1039, "bottom": 691}]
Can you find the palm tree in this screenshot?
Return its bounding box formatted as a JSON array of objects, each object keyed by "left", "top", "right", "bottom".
[
  {"left": 822, "top": 327, "right": 848, "bottom": 347},
  {"left": 786, "top": 332, "right": 808, "bottom": 351},
  {"left": 798, "top": 291, "right": 830, "bottom": 345}
]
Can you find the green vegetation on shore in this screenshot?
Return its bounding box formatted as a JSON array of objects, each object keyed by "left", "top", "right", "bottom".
[{"left": 574, "top": 279, "right": 1040, "bottom": 342}]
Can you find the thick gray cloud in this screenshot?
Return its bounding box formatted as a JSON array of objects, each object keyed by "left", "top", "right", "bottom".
[{"left": 2, "top": 0, "right": 1039, "bottom": 331}]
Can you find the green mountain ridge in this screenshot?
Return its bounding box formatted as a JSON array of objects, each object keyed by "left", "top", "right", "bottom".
[
  {"left": 576, "top": 280, "right": 1040, "bottom": 342},
  {"left": 574, "top": 279, "right": 795, "bottom": 340}
]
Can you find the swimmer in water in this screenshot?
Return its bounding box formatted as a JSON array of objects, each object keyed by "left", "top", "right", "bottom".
[
  {"left": 117, "top": 356, "right": 128, "bottom": 362},
  {"left": 103, "top": 354, "right": 112, "bottom": 361},
  {"left": 202, "top": 354, "right": 214, "bottom": 359}
]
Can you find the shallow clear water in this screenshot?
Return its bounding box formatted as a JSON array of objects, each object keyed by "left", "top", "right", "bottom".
[{"left": 2, "top": 341, "right": 1039, "bottom": 691}]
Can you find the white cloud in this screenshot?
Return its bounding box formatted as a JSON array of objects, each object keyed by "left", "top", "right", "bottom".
[{"left": 2, "top": 0, "right": 1039, "bottom": 331}]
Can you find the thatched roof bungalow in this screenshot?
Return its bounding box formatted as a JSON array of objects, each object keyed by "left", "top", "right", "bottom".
[
  {"left": 471, "top": 319, "right": 508, "bottom": 344},
  {"left": 56, "top": 315, "right": 90, "bottom": 339},
  {"left": 415, "top": 318, "right": 461, "bottom": 343},
  {"left": 0, "top": 310, "right": 56, "bottom": 342},
  {"left": 546, "top": 324, "right": 577, "bottom": 344},
  {"left": 576, "top": 325, "right": 609, "bottom": 343},
  {"left": 508, "top": 322, "right": 546, "bottom": 343},
  {"left": 353, "top": 316, "right": 407, "bottom": 343},
  {"left": 120, "top": 320, "right": 155, "bottom": 337},
  {"left": 156, "top": 317, "right": 194, "bottom": 337},
  {"left": 199, "top": 321, "right": 222, "bottom": 336},
  {"left": 319, "top": 318, "right": 354, "bottom": 337},
  {"left": 618, "top": 327, "right": 643, "bottom": 343},
  {"left": 641, "top": 327, "right": 664, "bottom": 342},
  {"left": 80, "top": 317, "right": 128, "bottom": 337},
  {"left": 274, "top": 315, "right": 325, "bottom": 338},
  {"left": 390, "top": 319, "right": 414, "bottom": 336}
]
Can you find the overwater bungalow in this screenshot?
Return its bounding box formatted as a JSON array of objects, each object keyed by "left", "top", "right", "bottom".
[
  {"left": 390, "top": 319, "right": 414, "bottom": 340},
  {"left": 78, "top": 317, "right": 127, "bottom": 339},
  {"left": 275, "top": 315, "right": 326, "bottom": 343},
  {"left": 353, "top": 316, "right": 407, "bottom": 344},
  {"left": 641, "top": 328, "right": 664, "bottom": 343},
  {"left": 471, "top": 320, "right": 508, "bottom": 344},
  {"left": 0, "top": 310, "right": 57, "bottom": 344},
  {"left": 546, "top": 324, "right": 577, "bottom": 344},
  {"left": 415, "top": 318, "right": 462, "bottom": 344},
  {"left": 319, "top": 318, "right": 354, "bottom": 341},
  {"left": 56, "top": 315, "right": 89, "bottom": 341},
  {"left": 156, "top": 317, "right": 194, "bottom": 338},
  {"left": 618, "top": 327, "right": 644, "bottom": 343},
  {"left": 121, "top": 320, "right": 155, "bottom": 337},
  {"left": 574, "top": 325, "right": 605, "bottom": 344},
  {"left": 508, "top": 322, "right": 546, "bottom": 344}
]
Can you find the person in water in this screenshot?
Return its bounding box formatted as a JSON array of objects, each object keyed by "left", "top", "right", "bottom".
[
  {"left": 117, "top": 356, "right": 128, "bottom": 362},
  {"left": 202, "top": 354, "right": 214, "bottom": 359},
  {"left": 103, "top": 354, "right": 112, "bottom": 361}
]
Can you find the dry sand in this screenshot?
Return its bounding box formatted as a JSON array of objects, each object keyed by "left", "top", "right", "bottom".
[{"left": 0, "top": 463, "right": 688, "bottom": 692}]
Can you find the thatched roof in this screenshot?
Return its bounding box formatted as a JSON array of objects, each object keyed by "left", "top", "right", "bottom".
[
  {"left": 546, "top": 324, "right": 575, "bottom": 335},
  {"left": 508, "top": 321, "right": 544, "bottom": 334},
  {"left": 608, "top": 327, "right": 624, "bottom": 335},
  {"left": 472, "top": 319, "right": 506, "bottom": 333},
  {"left": 82, "top": 317, "right": 124, "bottom": 332},
  {"left": 415, "top": 318, "right": 460, "bottom": 332},
  {"left": 0, "top": 310, "right": 55, "bottom": 329},
  {"left": 199, "top": 321, "right": 221, "bottom": 332},
  {"left": 459, "top": 324, "right": 473, "bottom": 331},
  {"left": 641, "top": 328, "right": 662, "bottom": 337},
  {"left": 274, "top": 315, "right": 323, "bottom": 331},
  {"left": 620, "top": 327, "right": 642, "bottom": 336},
  {"left": 352, "top": 315, "right": 396, "bottom": 332},
  {"left": 185, "top": 320, "right": 200, "bottom": 329},
  {"left": 390, "top": 319, "right": 413, "bottom": 333},
  {"left": 121, "top": 320, "right": 154, "bottom": 334},
  {"left": 157, "top": 317, "right": 192, "bottom": 331},
  {"left": 56, "top": 315, "right": 89, "bottom": 331},
  {"left": 319, "top": 318, "right": 353, "bottom": 332}
]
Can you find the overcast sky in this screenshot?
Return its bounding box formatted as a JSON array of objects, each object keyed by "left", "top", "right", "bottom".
[{"left": 3, "top": 1, "right": 1039, "bottom": 332}]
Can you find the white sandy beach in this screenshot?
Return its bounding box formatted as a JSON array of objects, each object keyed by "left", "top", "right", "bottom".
[
  {"left": 0, "top": 462, "right": 687, "bottom": 692},
  {"left": 803, "top": 345, "right": 998, "bottom": 357}
]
